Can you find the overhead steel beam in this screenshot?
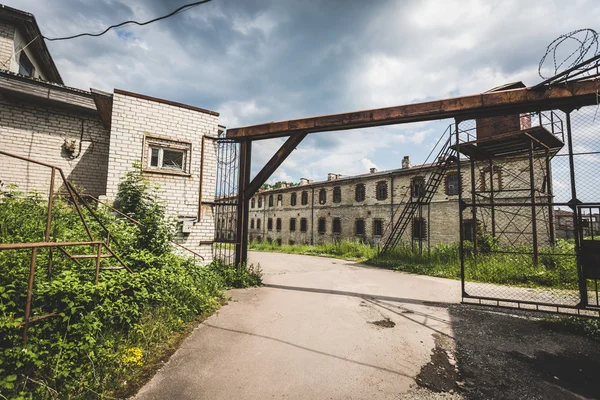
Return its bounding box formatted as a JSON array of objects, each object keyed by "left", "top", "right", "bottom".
[{"left": 226, "top": 79, "right": 599, "bottom": 140}]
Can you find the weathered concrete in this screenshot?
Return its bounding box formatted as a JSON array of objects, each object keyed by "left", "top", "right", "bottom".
[
  {"left": 135, "top": 252, "right": 600, "bottom": 399},
  {"left": 135, "top": 252, "right": 460, "bottom": 399}
]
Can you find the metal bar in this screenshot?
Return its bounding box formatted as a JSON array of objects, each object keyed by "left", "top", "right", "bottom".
[
  {"left": 102, "top": 244, "right": 133, "bottom": 273},
  {"left": 546, "top": 148, "right": 555, "bottom": 245},
  {"left": 226, "top": 80, "right": 600, "bottom": 140},
  {"left": 234, "top": 140, "right": 252, "bottom": 266},
  {"left": 198, "top": 135, "right": 205, "bottom": 220},
  {"left": 0, "top": 241, "right": 103, "bottom": 250},
  {"left": 565, "top": 112, "right": 587, "bottom": 306},
  {"left": 70, "top": 184, "right": 121, "bottom": 248},
  {"left": 456, "top": 121, "right": 466, "bottom": 297},
  {"left": 58, "top": 171, "right": 93, "bottom": 241},
  {"left": 23, "top": 248, "right": 37, "bottom": 345},
  {"left": 94, "top": 243, "right": 102, "bottom": 285},
  {"left": 46, "top": 168, "right": 55, "bottom": 277},
  {"left": 55, "top": 246, "right": 82, "bottom": 266},
  {"left": 529, "top": 140, "right": 539, "bottom": 264},
  {"left": 470, "top": 158, "right": 478, "bottom": 254}
]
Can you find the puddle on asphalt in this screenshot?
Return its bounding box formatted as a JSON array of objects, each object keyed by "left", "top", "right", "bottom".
[
  {"left": 368, "top": 317, "right": 396, "bottom": 328},
  {"left": 416, "top": 334, "right": 460, "bottom": 393}
]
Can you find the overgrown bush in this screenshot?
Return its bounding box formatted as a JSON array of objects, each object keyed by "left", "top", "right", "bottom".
[{"left": 0, "top": 172, "right": 261, "bottom": 399}]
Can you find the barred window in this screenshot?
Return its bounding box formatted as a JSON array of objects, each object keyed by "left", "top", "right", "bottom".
[
  {"left": 319, "top": 189, "right": 327, "bottom": 204},
  {"left": 333, "top": 186, "right": 341, "bottom": 203},
  {"left": 318, "top": 218, "right": 326, "bottom": 234},
  {"left": 376, "top": 181, "right": 388, "bottom": 200},
  {"left": 333, "top": 218, "right": 341, "bottom": 234},
  {"left": 412, "top": 218, "right": 427, "bottom": 239},
  {"left": 355, "top": 219, "right": 365, "bottom": 235},
  {"left": 412, "top": 177, "right": 425, "bottom": 198},
  {"left": 301, "top": 191, "right": 309, "bottom": 205},
  {"left": 355, "top": 184, "right": 365, "bottom": 202},
  {"left": 446, "top": 174, "right": 459, "bottom": 195},
  {"left": 373, "top": 219, "right": 383, "bottom": 236}
]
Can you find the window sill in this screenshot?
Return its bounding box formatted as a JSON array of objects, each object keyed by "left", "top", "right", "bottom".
[{"left": 143, "top": 169, "right": 191, "bottom": 177}]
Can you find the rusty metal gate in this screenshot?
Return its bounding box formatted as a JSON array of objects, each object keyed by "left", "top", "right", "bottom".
[
  {"left": 458, "top": 106, "right": 600, "bottom": 317},
  {"left": 212, "top": 134, "right": 240, "bottom": 264}
]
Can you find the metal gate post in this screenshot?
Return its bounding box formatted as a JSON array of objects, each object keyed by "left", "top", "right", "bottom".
[
  {"left": 456, "top": 120, "right": 466, "bottom": 297},
  {"left": 235, "top": 140, "right": 252, "bottom": 266},
  {"left": 565, "top": 111, "right": 587, "bottom": 306}
]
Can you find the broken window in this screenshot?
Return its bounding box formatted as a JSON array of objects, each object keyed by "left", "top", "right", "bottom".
[
  {"left": 373, "top": 219, "right": 383, "bottom": 236},
  {"left": 267, "top": 218, "right": 273, "bottom": 231},
  {"left": 333, "top": 186, "right": 341, "bottom": 203},
  {"left": 290, "top": 218, "right": 296, "bottom": 232},
  {"left": 333, "top": 217, "right": 341, "bottom": 234},
  {"left": 277, "top": 194, "right": 282, "bottom": 207},
  {"left": 446, "top": 174, "right": 459, "bottom": 196},
  {"left": 18, "top": 52, "right": 34, "bottom": 77},
  {"left": 291, "top": 193, "right": 297, "bottom": 206},
  {"left": 148, "top": 147, "right": 186, "bottom": 172},
  {"left": 276, "top": 218, "right": 282, "bottom": 231},
  {"left": 355, "top": 219, "right": 365, "bottom": 235},
  {"left": 300, "top": 218, "right": 308, "bottom": 232},
  {"left": 318, "top": 218, "right": 326, "bottom": 234},
  {"left": 355, "top": 184, "right": 365, "bottom": 202},
  {"left": 319, "top": 189, "right": 327, "bottom": 204},
  {"left": 301, "top": 191, "right": 308, "bottom": 205},
  {"left": 412, "top": 218, "right": 427, "bottom": 239},
  {"left": 376, "top": 181, "right": 388, "bottom": 201}
]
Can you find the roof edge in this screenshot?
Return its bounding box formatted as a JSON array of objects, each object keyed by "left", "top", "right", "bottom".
[{"left": 113, "top": 88, "right": 219, "bottom": 116}]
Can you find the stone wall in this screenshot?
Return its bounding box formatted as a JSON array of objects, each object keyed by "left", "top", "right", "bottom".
[
  {"left": 105, "top": 91, "right": 219, "bottom": 261},
  {"left": 0, "top": 92, "right": 110, "bottom": 197},
  {"left": 248, "top": 156, "right": 552, "bottom": 249}
]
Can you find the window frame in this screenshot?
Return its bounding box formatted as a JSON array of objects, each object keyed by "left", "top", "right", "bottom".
[
  {"left": 318, "top": 217, "right": 326, "bottom": 234},
  {"left": 319, "top": 188, "right": 327, "bottom": 204},
  {"left": 301, "top": 191, "right": 309, "bottom": 205},
  {"left": 257, "top": 218, "right": 261, "bottom": 230},
  {"left": 290, "top": 193, "right": 297, "bottom": 206},
  {"left": 251, "top": 198, "right": 256, "bottom": 208},
  {"left": 143, "top": 135, "right": 192, "bottom": 176},
  {"left": 376, "top": 181, "right": 388, "bottom": 201},
  {"left": 290, "top": 218, "right": 297, "bottom": 232},
  {"left": 250, "top": 219, "right": 254, "bottom": 229},
  {"left": 18, "top": 51, "right": 35, "bottom": 77},
  {"left": 258, "top": 197, "right": 263, "bottom": 208},
  {"left": 446, "top": 173, "right": 460, "bottom": 196},
  {"left": 333, "top": 186, "right": 342, "bottom": 203},
  {"left": 332, "top": 217, "right": 341, "bottom": 234},
  {"left": 276, "top": 218, "right": 282, "bottom": 232},
  {"left": 268, "top": 195, "right": 274, "bottom": 207},
  {"left": 277, "top": 194, "right": 283, "bottom": 207},
  {"left": 411, "top": 177, "right": 426, "bottom": 199},
  {"left": 412, "top": 217, "right": 427, "bottom": 240},
  {"left": 300, "top": 218, "right": 308, "bottom": 232},
  {"left": 267, "top": 218, "right": 273, "bottom": 231},
  {"left": 355, "top": 219, "right": 365, "bottom": 235},
  {"left": 373, "top": 219, "right": 383, "bottom": 236},
  {"left": 355, "top": 184, "right": 366, "bottom": 202}
]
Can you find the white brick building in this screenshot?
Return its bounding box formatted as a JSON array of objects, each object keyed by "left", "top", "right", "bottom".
[{"left": 0, "top": 5, "right": 219, "bottom": 261}]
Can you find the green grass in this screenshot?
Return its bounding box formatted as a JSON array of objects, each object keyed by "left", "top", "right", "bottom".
[{"left": 249, "top": 238, "right": 579, "bottom": 289}]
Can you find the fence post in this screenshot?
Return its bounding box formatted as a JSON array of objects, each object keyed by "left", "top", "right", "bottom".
[{"left": 23, "top": 248, "right": 37, "bottom": 345}]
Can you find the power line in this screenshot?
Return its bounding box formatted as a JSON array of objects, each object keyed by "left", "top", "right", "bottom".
[{"left": 42, "top": 0, "right": 214, "bottom": 42}]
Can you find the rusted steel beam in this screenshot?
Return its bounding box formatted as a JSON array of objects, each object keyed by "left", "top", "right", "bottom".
[
  {"left": 23, "top": 248, "right": 37, "bottom": 344},
  {"left": 246, "top": 132, "right": 308, "bottom": 197},
  {"left": 226, "top": 80, "right": 600, "bottom": 140},
  {"left": 235, "top": 140, "right": 252, "bottom": 266}
]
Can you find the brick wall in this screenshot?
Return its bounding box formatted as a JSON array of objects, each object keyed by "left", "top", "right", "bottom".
[
  {"left": 0, "top": 20, "right": 14, "bottom": 72},
  {"left": 106, "top": 92, "right": 219, "bottom": 261},
  {"left": 0, "top": 92, "right": 110, "bottom": 197}
]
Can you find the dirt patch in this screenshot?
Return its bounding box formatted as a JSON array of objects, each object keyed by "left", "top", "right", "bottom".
[
  {"left": 368, "top": 317, "right": 396, "bottom": 328},
  {"left": 416, "top": 333, "right": 460, "bottom": 393}
]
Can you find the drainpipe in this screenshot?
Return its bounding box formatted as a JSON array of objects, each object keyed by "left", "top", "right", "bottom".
[{"left": 311, "top": 187, "right": 315, "bottom": 245}]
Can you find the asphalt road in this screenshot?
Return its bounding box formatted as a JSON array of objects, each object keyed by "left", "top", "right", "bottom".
[
  {"left": 134, "top": 252, "right": 600, "bottom": 399},
  {"left": 135, "top": 252, "right": 461, "bottom": 399}
]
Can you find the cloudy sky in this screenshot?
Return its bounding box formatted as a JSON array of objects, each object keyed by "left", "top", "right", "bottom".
[{"left": 8, "top": 0, "right": 600, "bottom": 184}]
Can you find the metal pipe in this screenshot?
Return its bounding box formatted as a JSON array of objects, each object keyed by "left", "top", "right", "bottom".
[
  {"left": 565, "top": 112, "right": 587, "bottom": 306},
  {"left": 95, "top": 243, "right": 102, "bottom": 285},
  {"left": 0, "top": 241, "right": 103, "bottom": 250},
  {"left": 46, "top": 168, "right": 55, "bottom": 277},
  {"left": 456, "top": 120, "right": 466, "bottom": 297},
  {"left": 545, "top": 148, "right": 555, "bottom": 245},
  {"left": 488, "top": 159, "right": 496, "bottom": 237},
  {"left": 198, "top": 135, "right": 205, "bottom": 220},
  {"left": 23, "top": 247, "right": 37, "bottom": 345},
  {"left": 470, "top": 158, "right": 478, "bottom": 254},
  {"left": 528, "top": 140, "right": 539, "bottom": 264}
]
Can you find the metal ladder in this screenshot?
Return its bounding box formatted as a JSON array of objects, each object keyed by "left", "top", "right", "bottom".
[{"left": 379, "top": 134, "right": 457, "bottom": 254}]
